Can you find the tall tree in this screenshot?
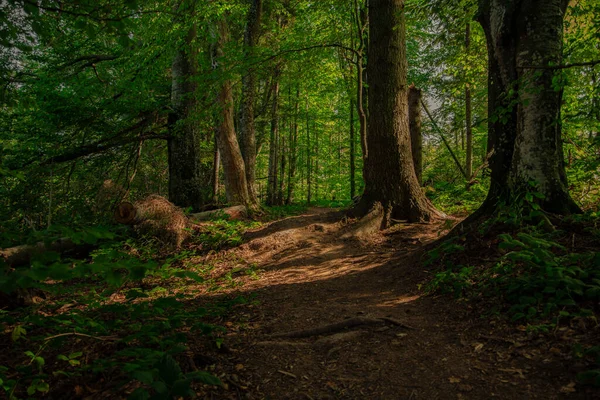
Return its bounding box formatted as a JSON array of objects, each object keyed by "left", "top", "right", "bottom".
[
  {"left": 475, "top": 0, "right": 581, "bottom": 215},
  {"left": 168, "top": 1, "right": 210, "bottom": 210},
  {"left": 214, "top": 18, "right": 257, "bottom": 210},
  {"left": 353, "top": 0, "right": 444, "bottom": 228},
  {"left": 239, "top": 0, "right": 263, "bottom": 204},
  {"left": 408, "top": 85, "right": 423, "bottom": 185}
]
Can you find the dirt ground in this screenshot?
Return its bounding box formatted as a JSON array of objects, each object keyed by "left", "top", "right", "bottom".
[{"left": 194, "top": 208, "right": 598, "bottom": 399}]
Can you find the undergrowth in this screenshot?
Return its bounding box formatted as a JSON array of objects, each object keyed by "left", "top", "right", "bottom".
[
  {"left": 424, "top": 188, "right": 600, "bottom": 386},
  {"left": 0, "top": 214, "right": 264, "bottom": 399}
]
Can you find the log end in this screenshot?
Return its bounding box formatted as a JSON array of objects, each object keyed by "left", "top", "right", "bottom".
[{"left": 114, "top": 202, "right": 137, "bottom": 225}]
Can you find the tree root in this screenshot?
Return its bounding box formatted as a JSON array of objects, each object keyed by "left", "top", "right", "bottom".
[{"left": 268, "top": 316, "right": 414, "bottom": 339}]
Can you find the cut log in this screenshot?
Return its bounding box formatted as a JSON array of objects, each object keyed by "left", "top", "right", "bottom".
[
  {"left": 190, "top": 205, "right": 247, "bottom": 222},
  {"left": 0, "top": 238, "right": 93, "bottom": 268},
  {"left": 114, "top": 195, "right": 190, "bottom": 247}
]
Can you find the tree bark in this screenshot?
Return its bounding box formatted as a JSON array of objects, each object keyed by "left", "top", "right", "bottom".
[
  {"left": 350, "top": 98, "right": 356, "bottom": 198},
  {"left": 354, "top": 0, "right": 444, "bottom": 227},
  {"left": 239, "top": 0, "right": 263, "bottom": 204},
  {"left": 476, "top": 0, "right": 580, "bottom": 215},
  {"left": 408, "top": 85, "right": 423, "bottom": 186},
  {"left": 286, "top": 86, "right": 300, "bottom": 204},
  {"left": 168, "top": 1, "right": 210, "bottom": 210},
  {"left": 214, "top": 18, "right": 256, "bottom": 210},
  {"left": 465, "top": 22, "right": 473, "bottom": 179},
  {"left": 267, "top": 65, "right": 282, "bottom": 206}
]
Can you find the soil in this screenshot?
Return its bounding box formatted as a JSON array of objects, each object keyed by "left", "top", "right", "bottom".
[{"left": 192, "top": 208, "right": 599, "bottom": 399}]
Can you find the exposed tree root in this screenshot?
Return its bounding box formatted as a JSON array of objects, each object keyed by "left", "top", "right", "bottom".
[{"left": 268, "top": 316, "right": 414, "bottom": 339}]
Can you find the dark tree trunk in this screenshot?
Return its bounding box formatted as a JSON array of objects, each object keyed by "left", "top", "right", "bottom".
[
  {"left": 465, "top": 22, "right": 473, "bottom": 179},
  {"left": 212, "top": 131, "right": 220, "bottom": 204},
  {"left": 408, "top": 85, "right": 423, "bottom": 186},
  {"left": 214, "top": 19, "right": 256, "bottom": 209},
  {"left": 267, "top": 66, "right": 282, "bottom": 206},
  {"left": 306, "top": 97, "right": 312, "bottom": 204},
  {"left": 286, "top": 86, "right": 300, "bottom": 204},
  {"left": 168, "top": 2, "right": 210, "bottom": 210},
  {"left": 354, "top": 0, "right": 444, "bottom": 228},
  {"left": 239, "top": 0, "right": 263, "bottom": 204},
  {"left": 350, "top": 98, "right": 356, "bottom": 198},
  {"left": 476, "top": 0, "right": 580, "bottom": 215}
]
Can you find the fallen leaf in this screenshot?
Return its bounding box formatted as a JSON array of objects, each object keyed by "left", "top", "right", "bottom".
[
  {"left": 235, "top": 363, "right": 244, "bottom": 371},
  {"left": 449, "top": 376, "right": 461, "bottom": 383},
  {"left": 473, "top": 343, "right": 484, "bottom": 352}
]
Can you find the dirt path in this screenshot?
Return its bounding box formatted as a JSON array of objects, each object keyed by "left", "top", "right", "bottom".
[{"left": 201, "top": 208, "right": 588, "bottom": 399}]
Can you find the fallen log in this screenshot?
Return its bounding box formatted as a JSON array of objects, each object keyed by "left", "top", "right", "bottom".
[
  {"left": 189, "top": 205, "right": 247, "bottom": 222},
  {"left": 0, "top": 238, "right": 94, "bottom": 268}
]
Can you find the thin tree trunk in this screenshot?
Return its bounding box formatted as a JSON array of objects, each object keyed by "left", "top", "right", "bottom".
[
  {"left": 306, "top": 97, "right": 312, "bottom": 204},
  {"left": 408, "top": 85, "right": 423, "bottom": 186},
  {"left": 267, "top": 66, "right": 282, "bottom": 206},
  {"left": 286, "top": 86, "right": 300, "bottom": 204},
  {"left": 465, "top": 22, "right": 473, "bottom": 179},
  {"left": 212, "top": 131, "right": 220, "bottom": 204},
  {"left": 350, "top": 98, "right": 356, "bottom": 198},
  {"left": 239, "top": 0, "right": 263, "bottom": 204}
]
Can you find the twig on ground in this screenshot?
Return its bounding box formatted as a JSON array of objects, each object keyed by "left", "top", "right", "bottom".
[{"left": 44, "top": 332, "right": 119, "bottom": 342}]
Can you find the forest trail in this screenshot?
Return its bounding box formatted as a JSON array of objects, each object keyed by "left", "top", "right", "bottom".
[{"left": 197, "top": 208, "right": 581, "bottom": 400}]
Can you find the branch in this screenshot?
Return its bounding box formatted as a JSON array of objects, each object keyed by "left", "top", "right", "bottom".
[
  {"left": 61, "top": 54, "right": 119, "bottom": 70},
  {"left": 39, "top": 133, "right": 168, "bottom": 166},
  {"left": 518, "top": 59, "right": 600, "bottom": 70},
  {"left": 420, "top": 99, "right": 468, "bottom": 180}
]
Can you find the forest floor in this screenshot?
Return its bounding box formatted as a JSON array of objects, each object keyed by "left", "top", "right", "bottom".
[{"left": 187, "top": 207, "right": 596, "bottom": 399}]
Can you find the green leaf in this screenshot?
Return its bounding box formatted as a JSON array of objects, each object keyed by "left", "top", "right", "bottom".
[{"left": 157, "top": 354, "right": 181, "bottom": 386}]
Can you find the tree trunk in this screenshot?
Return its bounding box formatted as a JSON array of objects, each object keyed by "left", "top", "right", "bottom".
[
  {"left": 476, "top": 0, "right": 580, "bottom": 215},
  {"left": 306, "top": 97, "right": 312, "bottom": 204},
  {"left": 354, "top": 0, "right": 444, "bottom": 227},
  {"left": 350, "top": 97, "right": 356, "bottom": 198},
  {"left": 239, "top": 0, "right": 262, "bottom": 204},
  {"left": 286, "top": 86, "right": 300, "bottom": 204},
  {"left": 267, "top": 66, "right": 282, "bottom": 206},
  {"left": 465, "top": 22, "right": 473, "bottom": 179},
  {"left": 168, "top": 2, "right": 210, "bottom": 211},
  {"left": 408, "top": 85, "right": 423, "bottom": 186},
  {"left": 214, "top": 19, "right": 256, "bottom": 210},
  {"left": 212, "top": 131, "right": 220, "bottom": 204}
]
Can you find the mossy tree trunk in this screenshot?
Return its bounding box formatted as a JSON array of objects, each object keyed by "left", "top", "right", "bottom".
[{"left": 476, "top": 0, "right": 581, "bottom": 215}]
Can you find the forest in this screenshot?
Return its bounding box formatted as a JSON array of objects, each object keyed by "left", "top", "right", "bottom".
[{"left": 1, "top": 0, "right": 600, "bottom": 398}]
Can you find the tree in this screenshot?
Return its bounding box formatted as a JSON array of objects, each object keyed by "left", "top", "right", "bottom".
[
  {"left": 239, "top": 0, "right": 263, "bottom": 204},
  {"left": 214, "top": 18, "right": 257, "bottom": 211},
  {"left": 475, "top": 0, "right": 581, "bottom": 215},
  {"left": 353, "top": 0, "right": 444, "bottom": 228},
  {"left": 168, "top": 1, "right": 211, "bottom": 211}
]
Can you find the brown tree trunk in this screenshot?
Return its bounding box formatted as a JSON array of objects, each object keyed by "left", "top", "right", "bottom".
[
  {"left": 214, "top": 19, "right": 256, "bottom": 210},
  {"left": 354, "top": 0, "right": 444, "bottom": 228},
  {"left": 168, "top": 1, "right": 210, "bottom": 210},
  {"left": 267, "top": 66, "right": 282, "bottom": 206},
  {"left": 350, "top": 97, "right": 356, "bottom": 198},
  {"left": 408, "top": 85, "right": 423, "bottom": 186},
  {"left": 465, "top": 22, "right": 473, "bottom": 179},
  {"left": 239, "top": 0, "right": 262, "bottom": 204},
  {"left": 286, "top": 86, "right": 300, "bottom": 204},
  {"left": 475, "top": 0, "right": 580, "bottom": 215},
  {"left": 212, "top": 131, "right": 220, "bottom": 204},
  {"left": 306, "top": 97, "right": 312, "bottom": 204}
]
